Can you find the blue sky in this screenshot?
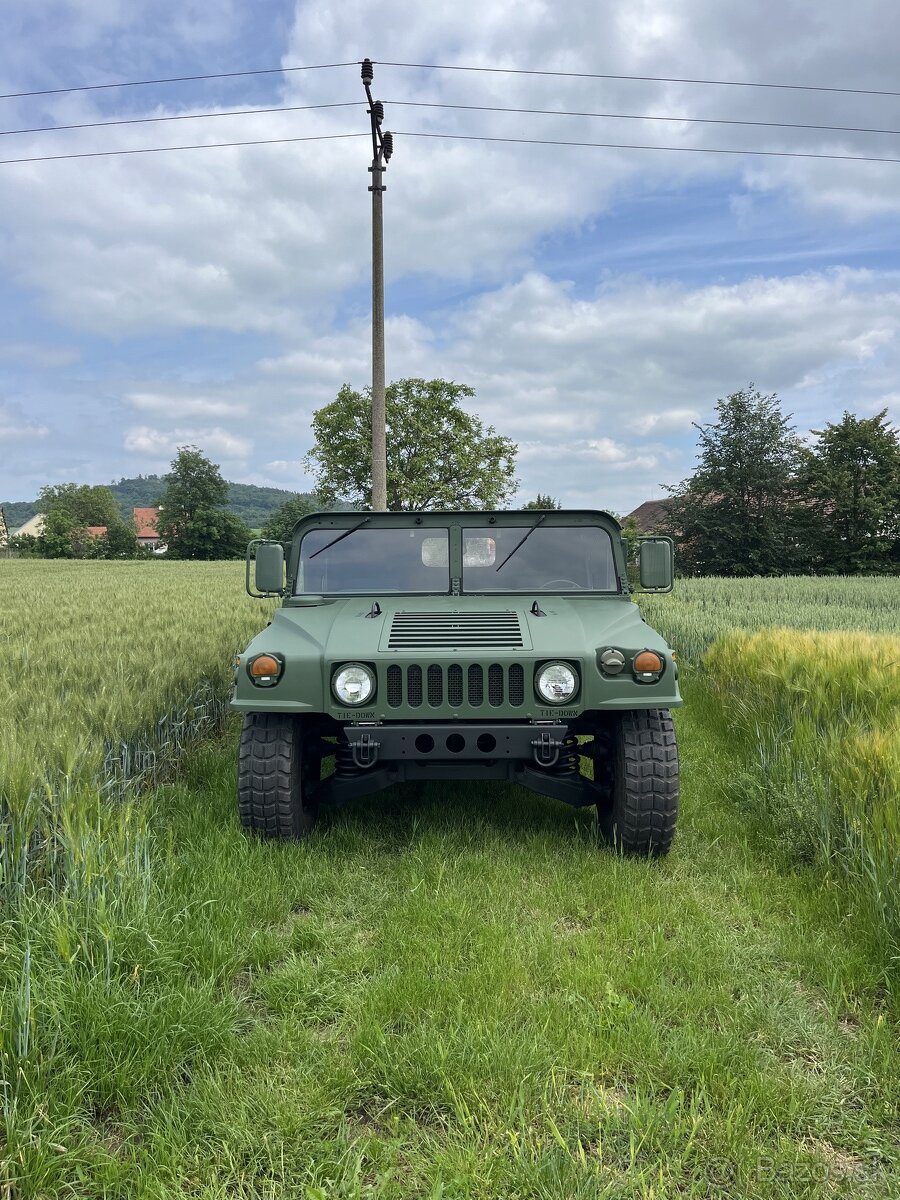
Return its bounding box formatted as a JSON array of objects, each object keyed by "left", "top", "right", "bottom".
[{"left": 2, "top": 0, "right": 899, "bottom": 515}]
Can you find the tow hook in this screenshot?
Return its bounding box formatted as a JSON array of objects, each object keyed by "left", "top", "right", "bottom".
[
  {"left": 350, "top": 731, "right": 380, "bottom": 769},
  {"left": 531, "top": 730, "right": 564, "bottom": 768}
]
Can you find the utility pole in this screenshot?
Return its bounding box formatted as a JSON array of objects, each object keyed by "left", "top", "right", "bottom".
[{"left": 362, "top": 58, "right": 393, "bottom": 511}]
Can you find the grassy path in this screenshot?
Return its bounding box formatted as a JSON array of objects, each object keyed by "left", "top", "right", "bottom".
[{"left": 13, "top": 684, "right": 900, "bottom": 1199}]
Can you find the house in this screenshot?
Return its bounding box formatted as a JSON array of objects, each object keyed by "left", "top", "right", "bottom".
[
  {"left": 624, "top": 499, "right": 673, "bottom": 534},
  {"left": 134, "top": 506, "right": 164, "bottom": 550},
  {"left": 13, "top": 513, "right": 46, "bottom": 538}
]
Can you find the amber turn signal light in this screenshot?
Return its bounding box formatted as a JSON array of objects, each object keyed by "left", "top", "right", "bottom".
[
  {"left": 249, "top": 654, "right": 281, "bottom": 678},
  {"left": 633, "top": 650, "right": 664, "bottom": 674}
]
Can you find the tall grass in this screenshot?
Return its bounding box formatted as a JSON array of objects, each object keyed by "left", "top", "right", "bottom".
[
  {"left": 702, "top": 628, "right": 900, "bottom": 983},
  {"left": 1, "top": 559, "right": 273, "bottom": 1158},
  {"left": 639, "top": 575, "right": 900, "bottom": 663},
  {"left": 0, "top": 559, "right": 272, "bottom": 902}
]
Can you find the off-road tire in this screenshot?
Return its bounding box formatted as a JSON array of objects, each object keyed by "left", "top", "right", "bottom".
[
  {"left": 597, "top": 709, "right": 679, "bottom": 856},
  {"left": 237, "top": 713, "right": 319, "bottom": 839}
]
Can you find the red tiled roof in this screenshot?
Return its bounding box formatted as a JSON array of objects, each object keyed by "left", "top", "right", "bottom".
[
  {"left": 84, "top": 526, "right": 108, "bottom": 537},
  {"left": 133, "top": 506, "right": 160, "bottom": 538}
]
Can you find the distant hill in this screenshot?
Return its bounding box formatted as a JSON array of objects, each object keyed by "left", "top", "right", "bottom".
[{"left": 2, "top": 475, "right": 322, "bottom": 532}]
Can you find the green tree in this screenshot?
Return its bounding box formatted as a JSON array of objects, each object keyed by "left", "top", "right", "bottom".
[
  {"left": 522, "top": 493, "right": 561, "bottom": 510},
  {"left": 36, "top": 483, "right": 127, "bottom": 558},
  {"left": 261, "top": 495, "right": 319, "bottom": 546},
  {"left": 158, "top": 447, "right": 251, "bottom": 559},
  {"left": 305, "top": 379, "right": 519, "bottom": 511},
  {"left": 665, "top": 385, "right": 805, "bottom": 576},
  {"left": 803, "top": 409, "right": 900, "bottom": 573}
]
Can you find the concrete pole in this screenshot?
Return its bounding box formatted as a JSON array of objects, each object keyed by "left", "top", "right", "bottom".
[{"left": 371, "top": 157, "right": 387, "bottom": 512}]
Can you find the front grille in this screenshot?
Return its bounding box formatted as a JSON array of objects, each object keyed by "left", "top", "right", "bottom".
[
  {"left": 387, "top": 611, "right": 524, "bottom": 650},
  {"left": 384, "top": 662, "right": 526, "bottom": 708}
]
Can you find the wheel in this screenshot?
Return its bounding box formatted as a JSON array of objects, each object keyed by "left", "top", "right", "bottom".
[
  {"left": 237, "top": 713, "right": 320, "bottom": 839},
  {"left": 538, "top": 579, "right": 584, "bottom": 589},
  {"left": 596, "top": 709, "right": 679, "bottom": 856}
]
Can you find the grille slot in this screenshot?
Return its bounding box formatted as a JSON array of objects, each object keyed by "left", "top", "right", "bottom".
[
  {"left": 447, "top": 664, "right": 464, "bottom": 707},
  {"left": 388, "top": 663, "right": 527, "bottom": 708},
  {"left": 488, "top": 664, "right": 504, "bottom": 707},
  {"left": 407, "top": 664, "right": 423, "bottom": 707},
  {"left": 427, "top": 664, "right": 443, "bottom": 707},
  {"left": 388, "top": 611, "right": 524, "bottom": 650},
  {"left": 509, "top": 663, "right": 525, "bottom": 707}
]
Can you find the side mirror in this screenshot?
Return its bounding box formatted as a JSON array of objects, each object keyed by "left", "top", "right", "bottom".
[
  {"left": 637, "top": 537, "right": 674, "bottom": 592},
  {"left": 246, "top": 540, "right": 285, "bottom": 597}
]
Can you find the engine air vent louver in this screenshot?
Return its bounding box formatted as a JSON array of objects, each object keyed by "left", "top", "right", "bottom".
[{"left": 387, "top": 611, "right": 524, "bottom": 651}]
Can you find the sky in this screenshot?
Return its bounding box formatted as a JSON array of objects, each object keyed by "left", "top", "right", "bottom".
[{"left": 1, "top": 0, "right": 899, "bottom": 515}]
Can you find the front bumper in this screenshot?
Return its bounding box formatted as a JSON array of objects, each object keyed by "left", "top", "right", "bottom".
[{"left": 341, "top": 722, "right": 570, "bottom": 768}]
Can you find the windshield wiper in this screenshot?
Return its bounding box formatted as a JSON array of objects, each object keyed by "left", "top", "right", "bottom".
[
  {"left": 308, "top": 516, "right": 371, "bottom": 559},
  {"left": 495, "top": 512, "right": 548, "bottom": 572}
]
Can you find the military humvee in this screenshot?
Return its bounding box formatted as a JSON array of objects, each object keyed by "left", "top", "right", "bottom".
[{"left": 233, "top": 509, "right": 680, "bottom": 855}]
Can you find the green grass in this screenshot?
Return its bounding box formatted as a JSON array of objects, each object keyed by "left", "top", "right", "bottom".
[
  {"left": 5, "top": 688, "right": 900, "bottom": 1198},
  {"left": 4, "top": 569, "right": 900, "bottom": 1196}
]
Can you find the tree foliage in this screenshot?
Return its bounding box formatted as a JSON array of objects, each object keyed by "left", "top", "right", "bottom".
[
  {"left": 522, "top": 493, "right": 561, "bottom": 510},
  {"left": 665, "top": 386, "right": 805, "bottom": 576},
  {"left": 34, "top": 483, "right": 142, "bottom": 559},
  {"left": 305, "top": 379, "right": 519, "bottom": 511},
  {"left": 261, "top": 495, "right": 320, "bottom": 546},
  {"left": 803, "top": 409, "right": 900, "bottom": 573},
  {"left": 158, "top": 447, "right": 251, "bottom": 559}
]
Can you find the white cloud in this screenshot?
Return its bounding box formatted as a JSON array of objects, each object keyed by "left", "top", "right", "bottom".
[
  {"left": 629, "top": 408, "right": 701, "bottom": 435},
  {"left": 0, "top": 401, "right": 50, "bottom": 441},
  {"left": 123, "top": 424, "right": 251, "bottom": 459},
  {"left": 128, "top": 392, "right": 248, "bottom": 418}
]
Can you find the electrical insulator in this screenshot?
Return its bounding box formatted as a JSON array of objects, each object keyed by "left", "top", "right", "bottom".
[
  {"left": 361, "top": 58, "right": 374, "bottom": 85},
  {"left": 372, "top": 101, "right": 384, "bottom": 124},
  {"left": 382, "top": 131, "right": 394, "bottom": 161}
]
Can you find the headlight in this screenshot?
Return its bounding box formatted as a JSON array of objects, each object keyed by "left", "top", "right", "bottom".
[
  {"left": 536, "top": 662, "right": 578, "bottom": 704},
  {"left": 332, "top": 664, "right": 375, "bottom": 705}
]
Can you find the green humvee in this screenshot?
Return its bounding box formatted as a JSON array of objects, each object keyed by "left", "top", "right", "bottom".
[{"left": 233, "top": 509, "right": 680, "bottom": 855}]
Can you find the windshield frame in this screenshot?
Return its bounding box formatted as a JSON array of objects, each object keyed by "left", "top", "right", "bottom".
[{"left": 284, "top": 511, "right": 626, "bottom": 599}]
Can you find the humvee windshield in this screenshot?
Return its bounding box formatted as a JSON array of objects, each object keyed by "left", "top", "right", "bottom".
[
  {"left": 297, "top": 527, "right": 451, "bottom": 594},
  {"left": 462, "top": 525, "right": 618, "bottom": 592},
  {"left": 295, "top": 523, "right": 619, "bottom": 595}
]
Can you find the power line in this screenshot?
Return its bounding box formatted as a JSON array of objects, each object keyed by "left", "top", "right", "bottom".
[
  {"left": 3, "top": 128, "right": 898, "bottom": 168},
  {"left": 395, "top": 130, "right": 900, "bottom": 165},
  {"left": 389, "top": 100, "right": 900, "bottom": 139},
  {"left": 0, "top": 131, "right": 366, "bottom": 166},
  {"left": 379, "top": 60, "right": 900, "bottom": 99},
  {"left": 3, "top": 58, "right": 900, "bottom": 104},
  {"left": 5, "top": 98, "right": 900, "bottom": 141},
  {"left": 0, "top": 61, "right": 358, "bottom": 101},
  {"left": 0, "top": 101, "right": 362, "bottom": 137}
]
